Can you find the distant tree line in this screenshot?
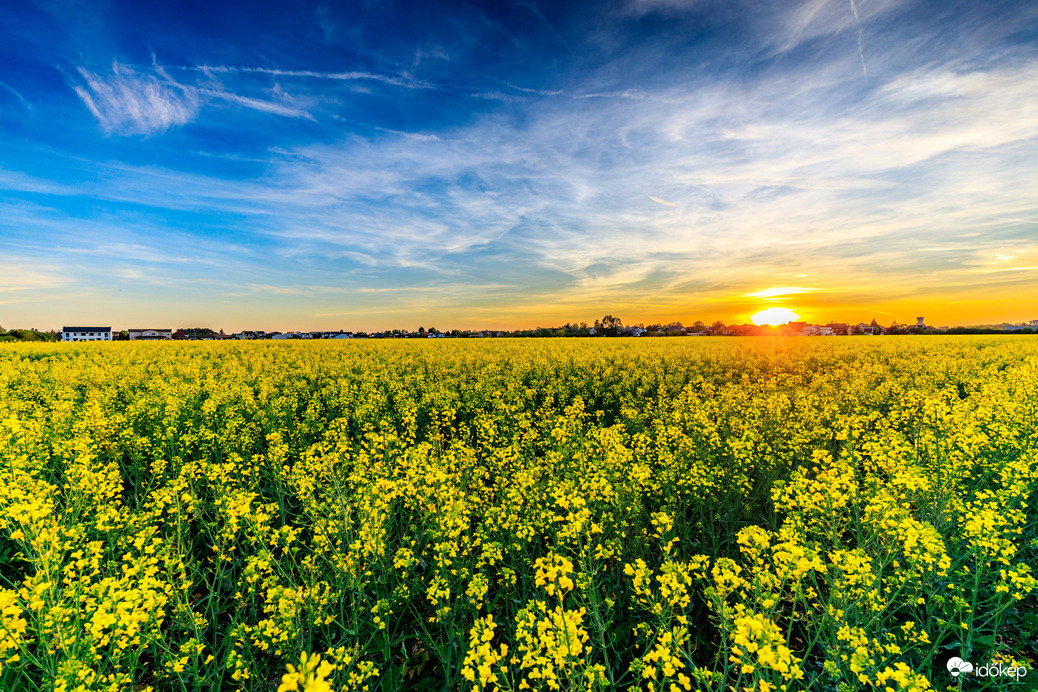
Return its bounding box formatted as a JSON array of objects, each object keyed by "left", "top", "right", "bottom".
[
  {"left": 941, "top": 326, "right": 1037, "bottom": 335},
  {"left": 0, "top": 327, "right": 59, "bottom": 343},
  {"left": 4, "top": 317, "right": 1036, "bottom": 343}
]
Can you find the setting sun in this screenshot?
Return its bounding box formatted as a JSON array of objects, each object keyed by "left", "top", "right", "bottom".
[{"left": 752, "top": 307, "right": 800, "bottom": 325}]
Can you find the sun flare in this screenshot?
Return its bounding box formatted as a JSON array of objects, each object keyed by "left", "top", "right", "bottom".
[{"left": 752, "top": 307, "right": 800, "bottom": 325}]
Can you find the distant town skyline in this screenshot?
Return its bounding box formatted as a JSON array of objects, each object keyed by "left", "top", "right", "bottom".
[{"left": 2, "top": 0, "right": 1037, "bottom": 331}]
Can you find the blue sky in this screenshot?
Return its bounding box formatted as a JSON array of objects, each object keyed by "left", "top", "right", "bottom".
[{"left": 2, "top": 0, "right": 1037, "bottom": 331}]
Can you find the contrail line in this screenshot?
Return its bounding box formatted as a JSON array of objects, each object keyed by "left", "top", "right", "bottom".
[
  {"left": 850, "top": 0, "right": 868, "bottom": 83},
  {"left": 991, "top": 216, "right": 1038, "bottom": 225}
]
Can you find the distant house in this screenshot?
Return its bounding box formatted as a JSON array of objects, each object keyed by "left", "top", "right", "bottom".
[
  {"left": 62, "top": 327, "right": 111, "bottom": 342},
  {"left": 128, "top": 328, "right": 172, "bottom": 340},
  {"left": 235, "top": 330, "right": 266, "bottom": 340}
]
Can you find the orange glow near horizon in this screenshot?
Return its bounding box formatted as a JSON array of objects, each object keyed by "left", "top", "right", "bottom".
[{"left": 752, "top": 307, "right": 800, "bottom": 326}]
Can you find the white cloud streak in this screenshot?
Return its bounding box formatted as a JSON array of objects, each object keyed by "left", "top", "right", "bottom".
[
  {"left": 990, "top": 217, "right": 1038, "bottom": 225},
  {"left": 744, "top": 287, "right": 818, "bottom": 299},
  {"left": 0, "top": 80, "right": 31, "bottom": 109},
  {"left": 188, "top": 64, "right": 433, "bottom": 89},
  {"left": 201, "top": 88, "right": 313, "bottom": 119}
]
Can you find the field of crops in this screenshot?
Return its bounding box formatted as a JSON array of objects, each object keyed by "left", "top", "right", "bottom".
[{"left": 1, "top": 337, "right": 1036, "bottom": 691}]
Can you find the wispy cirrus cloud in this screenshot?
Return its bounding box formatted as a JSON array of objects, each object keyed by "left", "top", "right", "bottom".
[
  {"left": 0, "top": 263, "right": 65, "bottom": 294},
  {"left": 73, "top": 64, "right": 200, "bottom": 135},
  {"left": 764, "top": 0, "right": 902, "bottom": 57},
  {"left": 71, "top": 62, "right": 316, "bottom": 134}
]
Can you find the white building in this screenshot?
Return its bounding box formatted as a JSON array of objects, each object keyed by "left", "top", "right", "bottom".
[
  {"left": 62, "top": 327, "right": 111, "bottom": 342},
  {"left": 128, "top": 328, "right": 172, "bottom": 340}
]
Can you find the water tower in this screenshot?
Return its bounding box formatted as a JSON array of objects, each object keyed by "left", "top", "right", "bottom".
[{"left": 916, "top": 317, "right": 925, "bottom": 327}]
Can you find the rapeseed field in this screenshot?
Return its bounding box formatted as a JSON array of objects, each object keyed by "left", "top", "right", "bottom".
[{"left": 0, "top": 337, "right": 1035, "bottom": 691}]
